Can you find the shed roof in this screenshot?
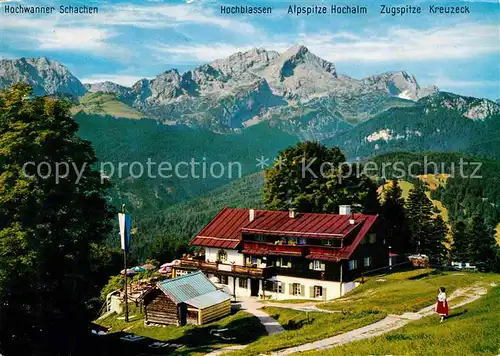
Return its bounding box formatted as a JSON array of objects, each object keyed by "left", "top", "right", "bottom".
[
  {"left": 184, "top": 290, "right": 230, "bottom": 309},
  {"left": 157, "top": 271, "right": 216, "bottom": 304}
]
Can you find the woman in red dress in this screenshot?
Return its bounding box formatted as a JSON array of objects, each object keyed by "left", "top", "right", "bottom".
[{"left": 435, "top": 287, "right": 449, "bottom": 322}]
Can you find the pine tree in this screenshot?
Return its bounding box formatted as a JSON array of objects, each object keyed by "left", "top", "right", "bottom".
[
  {"left": 430, "top": 215, "right": 449, "bottom": 263},
  {"left": 380, "top": 179, "right": 411, "bottom": 254},
  {"left": 451, "top": 220, "right": 470, "bottom": 262},
  {"left": 406, "top": 182, "right": 448, "bottom": 261},
  {"left": 467, "top": 215, "right": 496, "bottom": 271},
  {"left": 406, "top": 182, "right": 434, "bottom": 253}
]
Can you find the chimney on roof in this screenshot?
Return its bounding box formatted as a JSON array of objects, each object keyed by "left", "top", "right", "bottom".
[
  {"left": 289, "top": 209, "right": 296, "bottom": 218},
  {"left": 249, "top": 209, "right": 256, "bottom": 222},
  {"left": 339, "top": 205, "right": 351, "bottom": 215}
]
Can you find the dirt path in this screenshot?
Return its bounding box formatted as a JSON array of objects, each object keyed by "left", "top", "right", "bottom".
[
  {"left": 239, "top": 298, "right": 285, "bottom": 336},
  {"left": 268, "top": 286, "right": 487, "bottom": 356}
]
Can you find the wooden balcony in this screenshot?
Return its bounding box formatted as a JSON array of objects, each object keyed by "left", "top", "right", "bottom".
[
  {"left": 243, "top": 241, "right": 307, "bottom": 256},
  {"left": 178, "top": 258, "right": 275, "bottom": 279}
]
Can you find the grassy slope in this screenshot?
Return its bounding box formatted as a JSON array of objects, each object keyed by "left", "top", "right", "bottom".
[
  {"left": 72, "top": 92, "right": 145, "bottom": 119},
  {"left": 97, "top": 308, "right": 266, "bottom": 354},
  {"left": 226, "top": 270, "right": 500, "bottom": 356},
  {"left": 303, "top": 286, "right": 500, "bottom": 356},
  {"left": 320, "top": 269, "right": 500, "bottom": 315},
  {"left": 226, "top": 309, "right": 384, "bottom": 356}
]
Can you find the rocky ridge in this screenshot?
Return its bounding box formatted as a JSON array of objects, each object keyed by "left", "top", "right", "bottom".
[{"left": 0, "top": 57, "right": 86, "bottom": 97}]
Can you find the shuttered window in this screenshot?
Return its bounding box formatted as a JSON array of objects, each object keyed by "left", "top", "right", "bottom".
[
  {"left": 310, "top": 260, "right": 326, "bottom": 271},
  {"left": 291, "top": 283, "right": 303, "bottom": 296}
]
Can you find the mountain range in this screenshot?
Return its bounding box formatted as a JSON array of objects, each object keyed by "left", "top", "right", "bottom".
[
  {"left": 2, "top": 45, "right": 498, "bottom": 138},
  {"left": 1, "top": 46, "right": 499, "bottom": 261}
]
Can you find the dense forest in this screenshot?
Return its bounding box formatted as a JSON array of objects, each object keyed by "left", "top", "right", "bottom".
[
  {"left": 122, "top": 150, "right": 500, "bottom": 263},
  {"left": 75, "top": 112, "right": 298, "bottom": 215},
  {"left": 325, "top": 101, "right": 500, "bottom": 160},
  {"left": 369, "top": 152, "right": 500, "bottom": 224}
]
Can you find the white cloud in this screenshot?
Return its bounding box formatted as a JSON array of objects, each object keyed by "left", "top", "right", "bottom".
[
  {"left": 35, "top": 27, "right": 116, "bottom": 51},
  {"left": 148, "top": 23, "right": 498, "bottom": 65},
  {"left": 297, "top": 24, "right": 498, "bottom": 62},
  {"left": 85, "top": 4, "right": 256, "bottom": 33},
  {"left": 428, "top": 73, "right": 500, "bottom": 88},
  {"left": 80, "top": 74, "right": 150, "bottom": 87}
]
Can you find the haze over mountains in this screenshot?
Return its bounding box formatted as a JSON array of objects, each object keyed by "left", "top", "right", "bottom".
[{"left": 2, "top": 45, "right": 498, "bottom": 139}]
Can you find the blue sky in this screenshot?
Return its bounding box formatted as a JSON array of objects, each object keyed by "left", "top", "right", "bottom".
[{"left": 1, "top": 0, "right": 499, "bottom": 99}]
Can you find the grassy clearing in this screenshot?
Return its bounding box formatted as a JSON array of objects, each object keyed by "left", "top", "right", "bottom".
[
  {"left": 496, "top": 223, "right": 500, "bottom": 245},
  {"left": 320, "top": 270, "right": 500, "bottom": 315},
  {"left": 302, "top": 286, "right": 500, "bottom": 356},
  {"left": 72, "top": 92, "right": 145, "bottom": 119},
  {"left": 225, "top": 308, "right": 385, "bottom": 356},
  {"left": 378, "top": 177, "right": 449, "bottom": 224},
  {"left": 96, "top": 308, "right": 266, "bottom": 354}
]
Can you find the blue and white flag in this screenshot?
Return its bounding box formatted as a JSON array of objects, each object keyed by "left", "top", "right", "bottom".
[{"left": 118, "top": 213, "right": 132, "bottom": 252}]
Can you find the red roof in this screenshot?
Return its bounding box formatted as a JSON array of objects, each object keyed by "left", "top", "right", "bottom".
[
  {"left": 190, "top": 207, "right": 378, "bottom": 260},
  {"left": 241, "top": 210, "right": 370, "bottom": 239},
  {"left": 190, "top": 208, "right": 249, "bottom": 249}
]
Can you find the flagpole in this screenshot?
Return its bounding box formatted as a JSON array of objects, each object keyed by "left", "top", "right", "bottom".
[{"left": 122, "top": 204, "right": 129, "bottom": 323}]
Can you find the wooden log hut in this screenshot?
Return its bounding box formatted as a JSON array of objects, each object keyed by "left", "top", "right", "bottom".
[{"left": 142, "top": 271, "right": 231, "bottom": 326}]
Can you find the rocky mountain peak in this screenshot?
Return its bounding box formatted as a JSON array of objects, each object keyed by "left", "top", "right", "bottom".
[
  {"left": 84, "top": 81, "right": 131, "bottom": 96},
  {"left": 210, "top": 47, "right": 279, "bottom": 76},
  {"left": 361, "top": 71, "right": 437, "bottom": 101},
  {"left": 0, "top": 57, "right": 86, "bottom": 97},
  {"left": 419, "top": 92, "right": 499, "bottom": 120}
]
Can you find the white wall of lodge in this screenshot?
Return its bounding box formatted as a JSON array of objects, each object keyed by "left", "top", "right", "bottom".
[
  {"left": 204, "top": 272, "right": 358, "bottom": 301},
  {"left": 265, "top": 276, "right": 358, "bottom": 301},
  {"left": 204, "top": 247, "right": 244, "bottom": 266}
]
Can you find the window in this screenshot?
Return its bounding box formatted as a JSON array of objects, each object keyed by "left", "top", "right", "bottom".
[
  {"left": 314, "top": 286, "right": 323, "bottom": 298},
  {"left": 364, "top": 257, "right": 372, "bottom": 267},
  {"left": 239, "top": 278, "right": 248, "bottom": 289},
  {"left": 360, "top": 237, "right": 366, "bottom": 245},
  {"left": 298, "top": 238, "right": 307, "bottom": 245},
  {"left": 368, "top": 233, "right": 377, "bottom": 244},
  {"left": 292, "top": 283, "right": 303, "bottom": 296},
  {"left": 321, "top": 239, "right": 332, "bottom": 246},
  {"left": 276, "top": 282, "right": 284, "bottom": 294},
  {"left": 348, "top": 259, "right": 358, "bottom": 271},
  {"left": 277, "top": 257, "right": 292, "bottom": 268},
  {"left": 264, "top": 281, "right": 275, "bottom": 292},
  {"left": 256, "top": 235, "right": 265, "bottom": 242},
  {"left": 311, "top": 260, "right": 325, "bottom": 271},
  {"left": 175, "top": 270, "right": 189, "bottom": 277},
  {"left": 288, "top": 237, "right": 297, "bottom": 245},
  {"left": 219, "top": 275, "right": 228, "bottom": 285},
  {"left": 217, "top": 249, "right": 228, "bottom": 262}
]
